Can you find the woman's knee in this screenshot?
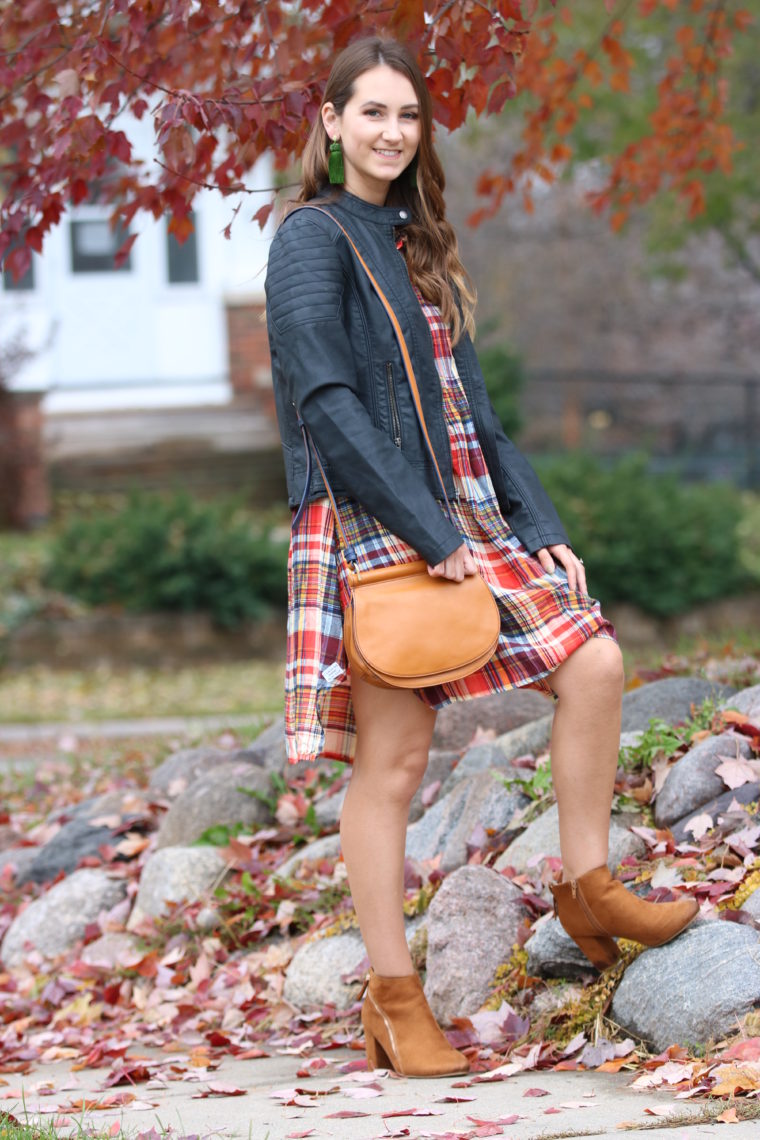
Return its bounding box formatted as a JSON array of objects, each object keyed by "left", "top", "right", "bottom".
[
  {"left": 552, "top": 636, "right": 624, "bottom": 701},
  {"left": 353, "top": 737, "right": 431, "bottom": 805}
]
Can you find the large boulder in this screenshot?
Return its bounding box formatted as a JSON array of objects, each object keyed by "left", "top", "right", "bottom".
[
  {"left": 405, "top": 771, "right": 528, "bottom": 872},
  {"left": 424, "top": 866, "right": 530, "bottom": 1023},
  {"left": 234, "top": 716, "right": 287, "bottom": 771},
  {"left": 741, "top": 888, "right": 760, "bottom": 923},
  {"left": 611, "top": 921, "right": 760, "bottom": 1052},
  {"left": 283, "top": 917, "right": 424, "bottom": 1012},
  {"left": 1, "top": 869, "right": 127, "bottom": 969},
  {"left": 721, "top": 683, "right": 760, "bottom": 725},
  {"left": 155, "top": 760, "right": 274, "bottom": 848},
  {"left": 275, "top": 833, "right": 342, "bottom": 881},
  {"left": 654, "top": 732, "right": 754, "bottom": 828},
  {"left": 431, "top": 689, "right": 551, "bottom": 751},
  {"left": 493, "top": 803, "right": 645, "bottom": 874},
  {"left": 148, "top": 747, "right": 237, "bottom": 799},
  {"left": 620, "top": 678, "right": 736, "bottom": 734},
  {"left": 440, "top": 717, "right": 554, "bottom": 798},
  {"left": 16, "top": 789, "right": 153, "bottom": 886},
  {"left": 525, "top": 915, "right": 597, "bottom": 980},
  {"left": 670, "top": 781, "right": 760, "bottom": 844},
  {"left": 128, "top": 846, "right": 229, "bottom": 926}
]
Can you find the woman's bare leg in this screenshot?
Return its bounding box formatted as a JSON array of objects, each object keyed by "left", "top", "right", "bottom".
[
  {"left": 549, "top": 636, "right": 625, "bottom": 880},
  {"left": 340, "top": 673, "right": 436, "bottom": 976}
]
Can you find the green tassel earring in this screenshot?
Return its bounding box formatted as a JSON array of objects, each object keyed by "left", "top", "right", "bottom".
[{"left": 328, "top": 139, "right": 344, "bottom": 185}]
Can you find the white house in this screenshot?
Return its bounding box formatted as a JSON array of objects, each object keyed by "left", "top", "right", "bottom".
[{"left": 1, "top": 114, "right": 277, "bottom": 414}]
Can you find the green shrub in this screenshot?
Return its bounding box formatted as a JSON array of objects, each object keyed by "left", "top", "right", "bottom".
[
  {"left": 535, "top": 453, "right": 752, "bottom": 616},
  {"left": 479, "top": 342, "right": 524, "bottom": 439},
  {"left": 45, "top": 491, "right": 288, "bottom": 626}
]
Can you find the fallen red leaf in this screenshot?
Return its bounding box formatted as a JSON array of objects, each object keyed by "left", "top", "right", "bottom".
[{"left": 523, "top": 1087, "right": 550, "bottom": 1096}]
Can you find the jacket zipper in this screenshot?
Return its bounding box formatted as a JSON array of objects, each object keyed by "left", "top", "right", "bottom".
[{"left": 385, "top": 362, "right": 402, "bottom": 447}]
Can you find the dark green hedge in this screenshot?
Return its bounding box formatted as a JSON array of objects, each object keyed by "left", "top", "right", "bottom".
[
  {"left": 535, "top": 453, "right": 751, "bottom": 616},
  {"left": 45, "top": 492, "right": 288, "bottom": 627}
]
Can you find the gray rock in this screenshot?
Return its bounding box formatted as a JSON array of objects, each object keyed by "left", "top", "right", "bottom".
[
  {"left": 525, "top": 915, "right": 597, "bottom": 980},
  {"left": 313, "top": 783, "right": 348, "bottom": 830},
  {"left": 283, "top": 917, "right": 424, "bottom": 1012},
  {"left": 487, "top": 715, "right": 554, "bottom": 769},
  {"left": 1, "top": 869, "right": 127, "bottom": 968},
  {"left": 611, "top": 921, "right": 760, "bottom": 1052},
  {"left": 148, "top": 747, "right": 235, "bottom": 799},
  {"left": 441, "top": 743, "right": 520, "bottom": 795},
  {"left": 620, "top": 677, "right": 736, "bottom": 734},
  {"left": 129, "top": 846, "right": 229, "bottom": 926},
  {"left": 670, "top": 781, "right": 760, "bottom": 844},
  {"left": 424, "top": 866, "right": 529, "bottom": 1023},
  {"left": 654, "top": 732, "right": 754, "bottom": 828},
  {"left": 0, "top": 847, "right": 40, "bottom": 882},
  {"left": 406, "top": 771, "right": 529, "bottom": 872},
  {"left": 234, "top": 716, "right": 287, "bottom": 771},
  {"left": 432, "top": 690, "right": 552, "bottom": 751},
  {"left": 155, "top": 761, "right": 274, "bottom": 848},
  {"left": 80, "top": 931, "right": 142, "bottom": 969},
  {"left": 494, "top": 803, "right": 646, "bottom": 874},
  {"left": 741, "top": 888, "right": 760, "bottom": 922},
  {"left": 410, "top": 751, "right": 460, "bottom": 821},
  {"left": 17, "top": 789, "right": 153, "bottom": 885},
  {"left": 721, "top": 683, "right": 760, "bottom": 725},
  {"left": 275, "top": 833, "right": 342, "bottom": 881}
]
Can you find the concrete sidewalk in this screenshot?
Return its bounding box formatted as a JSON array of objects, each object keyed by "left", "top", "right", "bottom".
[
  {"left": 4, "top": 1048, "right": 753, "bottom": 1139},
  {"left": 0, "top": 714, "right": 265, "bottom": 745}
]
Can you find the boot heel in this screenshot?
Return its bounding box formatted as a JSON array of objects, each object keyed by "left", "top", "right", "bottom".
[
  {"left": 572, "top": 932, "right": 620, "bottom": 971},
  {"left": 364, "top": 1029, "right": 393, "bottom": 1071}
]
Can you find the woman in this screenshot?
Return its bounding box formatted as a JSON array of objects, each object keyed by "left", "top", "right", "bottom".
[{"left": 265, "top": 36, "right": 698, "bottom": 1078}]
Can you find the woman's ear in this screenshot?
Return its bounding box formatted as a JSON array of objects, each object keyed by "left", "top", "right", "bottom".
[{"left": 322, "top": 102, "right": 339, "bottom": 139}]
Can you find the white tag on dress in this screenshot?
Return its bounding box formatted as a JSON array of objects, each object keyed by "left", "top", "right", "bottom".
[{"left": 321, "top": 661, "right": 345, "bottom": 684}]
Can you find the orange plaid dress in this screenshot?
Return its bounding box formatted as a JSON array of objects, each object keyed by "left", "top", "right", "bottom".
[{"left": 285, "top": 293, "right": 615, "bottom": 765}]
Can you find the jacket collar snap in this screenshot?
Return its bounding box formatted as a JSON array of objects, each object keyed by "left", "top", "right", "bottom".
[{"left": 335, "top": 190, "right": 413, "bottom": 228}]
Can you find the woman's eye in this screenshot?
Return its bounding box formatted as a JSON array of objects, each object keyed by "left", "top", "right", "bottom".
[{"left": 403, "top": 112, "right": 419, "bottom": 120}]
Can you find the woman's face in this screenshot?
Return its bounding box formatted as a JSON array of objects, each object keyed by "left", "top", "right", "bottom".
[{"left": 322, "top": 64, "right": 421, "bottom": 206}]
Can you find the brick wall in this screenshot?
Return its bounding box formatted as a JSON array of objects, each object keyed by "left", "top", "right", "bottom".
[
  {"left": 0, "top": 390, "right": 51, "bottom": 528},
  {"left": 225, "top": 298, "right": 276, "bottom": 418}
]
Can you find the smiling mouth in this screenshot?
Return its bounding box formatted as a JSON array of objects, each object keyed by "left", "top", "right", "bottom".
[{"left": 374, "top": 149, "right": 401, "bottom": 158}]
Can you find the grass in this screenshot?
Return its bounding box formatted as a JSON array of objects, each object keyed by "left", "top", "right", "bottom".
[
  {"left": 0, "top": 660, "right": 285, "bottom": 724},
  {"left": 2, "top": 626, "right": 758, "bottom": 727}
]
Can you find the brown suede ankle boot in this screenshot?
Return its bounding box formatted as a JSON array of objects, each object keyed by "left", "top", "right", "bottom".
[
  {"left": 550, "top": 865, "right": 699, "bottom": 971},
  {"left": 360, "top": 969, "right": 469, "bottom": 1077}
]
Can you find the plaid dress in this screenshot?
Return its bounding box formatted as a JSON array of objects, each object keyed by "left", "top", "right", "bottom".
[{"left": 285, "top": 292, "right": 615, "bottom": 766}]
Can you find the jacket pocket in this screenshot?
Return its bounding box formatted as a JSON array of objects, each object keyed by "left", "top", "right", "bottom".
[{"left": 385, "top": 362, "right": 402, "bottom": 447}]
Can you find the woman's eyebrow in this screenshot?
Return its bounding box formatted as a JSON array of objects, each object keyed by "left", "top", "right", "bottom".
[{"left": 359, "top": 100, "right": 420, "bottom": 110}]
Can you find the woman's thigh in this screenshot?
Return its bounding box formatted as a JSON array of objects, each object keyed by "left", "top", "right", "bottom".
[{"left": 349, "top": 673, "right": 437, "bottom": 798}]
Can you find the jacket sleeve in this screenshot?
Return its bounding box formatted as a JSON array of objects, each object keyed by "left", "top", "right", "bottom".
[
  {"left": 266, "top": 211, "right": 463, "bottom": 566},
  {"left": 488, "top": 402, "right": 571, "bottom": 553}
]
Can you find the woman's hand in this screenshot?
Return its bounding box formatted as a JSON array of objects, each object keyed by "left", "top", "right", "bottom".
[
  {"left": 428, "top": 543, "right": 478, "bottom": 582},
  {"left": 535, "top": 543, "right": 587, "bottom": 594}
]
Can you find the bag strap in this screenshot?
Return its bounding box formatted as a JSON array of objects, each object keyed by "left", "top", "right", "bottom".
[{"left": 289, "top": 204, "right": 454, "bottom": 564}]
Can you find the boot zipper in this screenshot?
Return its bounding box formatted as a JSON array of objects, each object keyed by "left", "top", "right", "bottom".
[
  {"left": 357, "top": 972, "right": 370, "bottom": 1001},
  {"left": 385, "top": 362, "right": 402, "bottom": 447}
]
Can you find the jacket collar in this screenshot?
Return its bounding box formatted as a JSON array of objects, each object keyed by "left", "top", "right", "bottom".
[{"left": 331, "top": 189, "right": 413, "bottom": 229}]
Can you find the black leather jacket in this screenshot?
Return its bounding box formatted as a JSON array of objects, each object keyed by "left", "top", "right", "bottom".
[{"left": 265, "top": 190, "right": 569, "bottom": 566}]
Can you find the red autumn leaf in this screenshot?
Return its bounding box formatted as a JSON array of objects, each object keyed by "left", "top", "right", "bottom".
[
  {"left": 523, "top": 1087, "right": 550, "bottom": 1096},
  {"left": 191, "top": 1082, "right": 246, "bottom": 1098}
]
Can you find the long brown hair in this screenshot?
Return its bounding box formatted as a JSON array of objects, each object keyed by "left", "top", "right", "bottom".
[{"left": 297, "top": 37, "right": 476, "bottom": 344}]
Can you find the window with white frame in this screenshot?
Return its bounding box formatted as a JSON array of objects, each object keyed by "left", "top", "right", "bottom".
[{"left": 70, "top": 218, "right": 132, "bottom": 273}]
